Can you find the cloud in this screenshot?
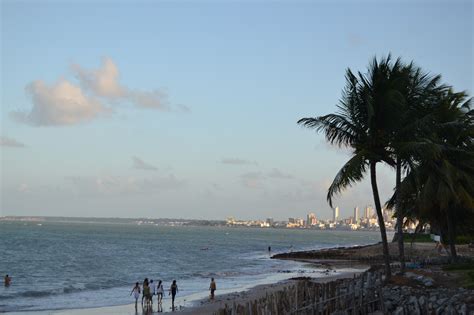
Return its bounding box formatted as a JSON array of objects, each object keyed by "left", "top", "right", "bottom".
[
  {"left": 65, "top": 174, "right": 185, "bottom": 195},
  {"left": 221, "top": 158, "right": 258, "bottom": 166},
  {"left": 72, "top": 57, "right": 170, "bottom": 110},
  {"left": 132, "top": 156, "right": 157, "bottom": 171},
  {"left": 267, "top": 168, "right": 293, "bottom": 179},
  {"left": 240, "top": 168, "right": 295, "bottom": 188},
  {"left": 0, "top": 136, "right": 26, "bottom": 147},
  {"left": 11, "top": 79, "right": 109, "bottom": 126},
  {"left": 71, "top": 57, "right": 126, "bottom": 98},
  {"left": 13, "top": 57, "right": 184, "bottom": 127}
]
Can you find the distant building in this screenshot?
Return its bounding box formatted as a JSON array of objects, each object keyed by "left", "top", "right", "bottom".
[
  {"left": 353, "top": 207, "right": 359, "bottom": 222},
  {"left": 333, "top": 207, "right": 340, "bottom": 222},
  {"left": 364, "top": 206, "right": 373, "bottom": 219},
  {"left": 306, "top": 213, "right": 317, "bottom": 226},
  {"left": 266, "top": 218, "right": 274, "bottom": 226},
  {"left": 287, "top": 217, "right": 304, "bottom": 228}
]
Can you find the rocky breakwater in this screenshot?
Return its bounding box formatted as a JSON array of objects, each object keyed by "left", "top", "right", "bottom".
[{"left": 382, "top": 271, "right": 474, "bottom": 315}]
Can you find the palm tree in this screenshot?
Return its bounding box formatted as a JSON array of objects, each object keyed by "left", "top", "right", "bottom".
[
  {"left": 298, "top": 55, "right": 407, "bottom": 280},
  {"left": 387, "top": 63, "right": 445, "bottom": 273},
  {"left": 394, "top": 89, "right": 474, "bottom": 261}
]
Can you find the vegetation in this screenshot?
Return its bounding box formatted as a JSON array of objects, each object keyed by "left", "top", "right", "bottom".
[
  {"left": 298, "top": 54, "right": 473, "bottom": 275},
  {"left": 443, "top": 262, "right": 474, "bottom": 289}
]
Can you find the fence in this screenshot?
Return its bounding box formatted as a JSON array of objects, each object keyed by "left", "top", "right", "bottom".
[{"left": 214, "top": 270, "right": 385, "bottom": 315}]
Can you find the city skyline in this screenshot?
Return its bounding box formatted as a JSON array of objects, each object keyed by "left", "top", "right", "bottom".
[{"left": 2, "top": 1, "right": 472, "bottom": 220}]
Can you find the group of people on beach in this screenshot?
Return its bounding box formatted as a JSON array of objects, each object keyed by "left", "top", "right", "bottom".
[
  {"left": 131, "top": 278, "right": 169, "bottom": 311},
  {"left": 131, "top": 278, "right": 217, "bottom": 312}
]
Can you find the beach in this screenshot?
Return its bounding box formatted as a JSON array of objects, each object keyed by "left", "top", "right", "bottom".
[
  {"left": 5, "top": 237, "right": 474, "bottom": 314},
  {"left": 8, "top": 268, "right": 366, "bottom": 315}
]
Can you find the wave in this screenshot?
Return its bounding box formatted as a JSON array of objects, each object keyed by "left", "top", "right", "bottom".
[{"left": 0, "top": 284, "right": 111, "bottom": 300}]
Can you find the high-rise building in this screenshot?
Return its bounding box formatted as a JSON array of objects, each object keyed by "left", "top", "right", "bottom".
[
  {"left": 333, "top": 207, "right": 340, "bottom": 222},
  {"left": 353, "top": 207, "right": 359, "bottom": 222},
  {"left": 307, "top": 213, "right": 317, "bottom": 226},
  {"left": 364, "top": 206, "right": 373, "bottom": 219}
]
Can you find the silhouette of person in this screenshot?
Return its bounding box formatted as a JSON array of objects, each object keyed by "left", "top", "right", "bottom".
[
  {"left": 209, "top": 278, "right": 216, "bottom": 300},
  {"left": 169, "top": 280, "right": 178, "bottom": 310}
]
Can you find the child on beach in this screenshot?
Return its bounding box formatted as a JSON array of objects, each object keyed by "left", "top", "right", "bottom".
[
  {"left": 130, "top": 282, "right": 141, "bottom": 309},
  {"left": 169, "top": 280, "right": 178, "bottom": 310}
]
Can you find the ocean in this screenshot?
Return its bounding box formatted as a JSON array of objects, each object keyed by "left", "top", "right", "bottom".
[{"left": 0, "top": 221, "right": 384, "bottom": 313}]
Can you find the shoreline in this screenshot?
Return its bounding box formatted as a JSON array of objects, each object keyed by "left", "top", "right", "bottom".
[
  {"left": 7, "top": 257, "right": 369, "bottom": 314},
  {"left": 7, "top": 270, "right": 366, "bottom": 315}
]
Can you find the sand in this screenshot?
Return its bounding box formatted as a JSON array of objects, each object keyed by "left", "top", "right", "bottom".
[{"left": 9, "top": 268, "right": 367, "bottom": 314}]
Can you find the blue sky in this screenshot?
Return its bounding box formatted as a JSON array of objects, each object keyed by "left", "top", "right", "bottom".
[{"left": 1, "top": 0, "right": 472, "bottom": 220}]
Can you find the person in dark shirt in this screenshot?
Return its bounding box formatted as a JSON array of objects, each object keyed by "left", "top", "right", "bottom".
[{"left": 169, "top": 280, "right": 178, "bottom": 310}]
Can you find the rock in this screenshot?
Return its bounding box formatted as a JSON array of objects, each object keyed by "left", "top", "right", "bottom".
[
  {"left": 459, "top": 303, "right": 467, "bottom": 315},
  {"left": 393, "top": 306, "right": 404, "bottom": 315},
  {"left": 444, "top": 304, "right": 456, "bottom": 315},
  {"left": 437, "top": 297, "right": 447, "bottom": 305},
  {"left": 418, "top": 296, "right": 425, "bottom": 306}
]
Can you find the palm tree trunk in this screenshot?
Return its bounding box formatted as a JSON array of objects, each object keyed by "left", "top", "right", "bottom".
[
  {"left": 370, "top": 161, "right": 392, "bottom": 280},
  {"left": 445, "top": 211, "right": 458, "bottom": 262},
  {"left": 395, "top": 157, "right": 406, "bottom": 273}
]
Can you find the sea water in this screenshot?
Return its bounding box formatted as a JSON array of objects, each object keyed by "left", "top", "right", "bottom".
[{"left": 0, "top": 221, "right": 384, "bottom": 312}]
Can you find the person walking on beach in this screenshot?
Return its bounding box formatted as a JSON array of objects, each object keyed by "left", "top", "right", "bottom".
[
  {"left": 156, "top": 280, "right": 164, "bottom": 311},
  {"left": 169, "top": 280, "right": 178, "bottom": 310},
  {"left": 209, "top": 278, "right": 216, "bottom": 300},
  {"left": 4, "top": 275, "right": 11, "bottom": 287},
  {"left": 149, "top": 279, "right": 155, "bottom": 305},
  {"left": 142, "top": 278, "right": 149, "bottom": 306},
  {"left": 130, "top": 282, "right": 141, "bottom": 309}
]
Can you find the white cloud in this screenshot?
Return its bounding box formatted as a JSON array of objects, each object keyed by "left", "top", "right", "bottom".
[
  {"left": 11, "top": 79, "right": 109, "bottom": 126},
  {"left": 72, "top": 57, "right": 170, "bottom": 110},
  {"left": 0, "top": 136, "right": 26, "bottom": 147},
  {"left": 221, "top": 158, "right": 258, "bottom": 165},
  {"left": 12, "top": 57, "right": 184, "bottom": 127},
  {"left": 132, "top": 156, "right": 157, "bottom": 171},
  {"left": 72, "top": 57, "right": 126, "bottom": 98}
]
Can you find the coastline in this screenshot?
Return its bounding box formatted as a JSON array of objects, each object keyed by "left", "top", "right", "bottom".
[
  {"left": 7, "top": 270, "right": 366, "bottom": 315},
  {"left": 7, "top": 253, "right": 369, "bottom": 314}
]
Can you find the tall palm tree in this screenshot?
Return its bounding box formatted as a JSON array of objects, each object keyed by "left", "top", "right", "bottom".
[
  {"left": 387, "top": 63, "right": 445, "bottom": 273},
  {"left": 298, "top": 55, "right": 406, "bottom": 280},
  {"left": 394, "top": 90, "right": 474, "bottom": 260}
]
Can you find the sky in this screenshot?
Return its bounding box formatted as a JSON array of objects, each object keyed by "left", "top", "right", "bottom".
[{"left": 1, "top": 0, "right": 472, "bottom": 220}]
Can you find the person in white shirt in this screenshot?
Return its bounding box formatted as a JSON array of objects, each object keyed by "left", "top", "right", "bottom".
[
  {"left": 156, "top": 280, "right": 164, "bottom": 310},
  {"left": 149, "top": 279, "right": 155, "bottom": 305}
]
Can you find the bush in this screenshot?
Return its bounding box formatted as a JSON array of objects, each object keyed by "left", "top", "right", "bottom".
[{"left": 402, "top": 233, "right": 432, "bottom": 243}]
